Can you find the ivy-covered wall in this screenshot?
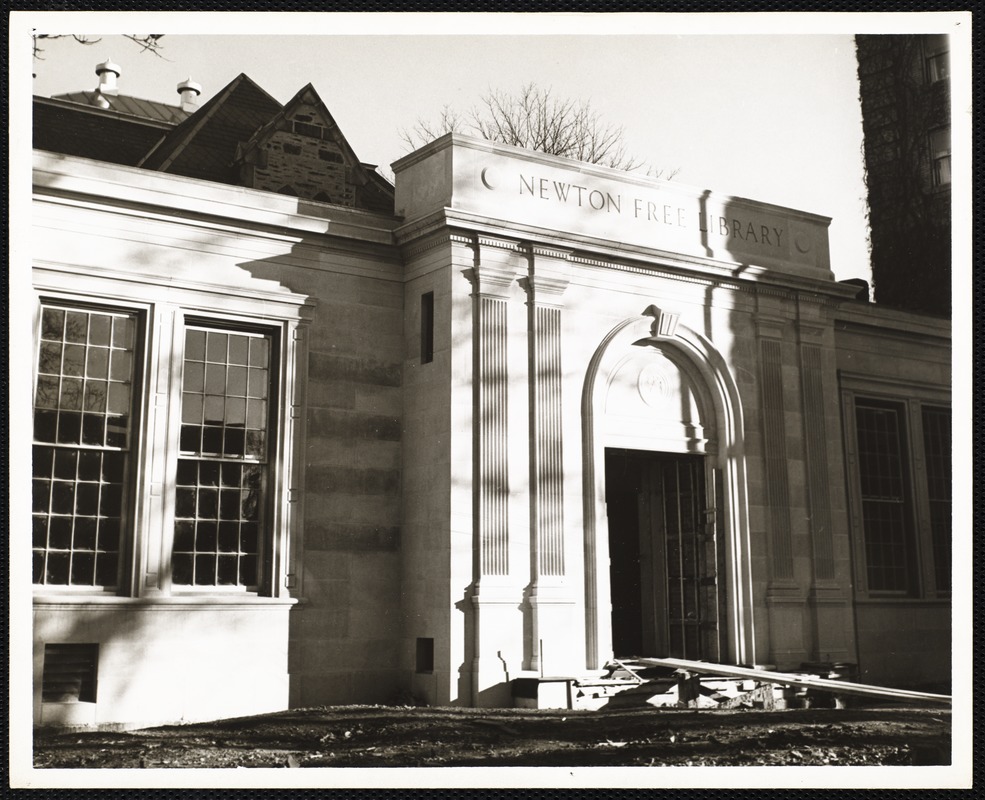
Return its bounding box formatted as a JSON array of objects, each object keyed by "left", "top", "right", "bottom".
[{"left": 856, "top": 34, "right": 951, "bottom": 318}]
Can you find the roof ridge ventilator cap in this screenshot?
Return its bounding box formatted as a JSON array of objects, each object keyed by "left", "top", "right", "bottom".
[
  {"left": 177, "top": 77, "right": 203, "bottom": 112},
  {"left": 94, "top": 58, "right": 121, "bottom": 105}
]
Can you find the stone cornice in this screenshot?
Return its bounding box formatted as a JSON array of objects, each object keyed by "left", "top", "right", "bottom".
[
  {"left": 32, "top": 259, "right": 316, "bottom": 320},
  {"left": 33, "top": 152, "right": 399, "bottom": 250},
  {"left": 436, "top": 208, "right": 845, "bottom": 295},
  {"left": 394, "top": 205, "right": 852, "bottom": 300},
  {"left": 839, "top": 371, "right": 951, "bottom": 400},
  {"left": 476, "top": 234, "right": 524, "bottom": 253},
  {"left": 527, "top": 243, "right": 574, "bottom": 261},
  {"left": 572, "top": 254, "right": 749, "bottom": 292},
  {"left": 834, "top": 304, "right": 951, "bottom": 341},
  {"left": 398, "top": 229, "right": 455, "bottom": 260}
]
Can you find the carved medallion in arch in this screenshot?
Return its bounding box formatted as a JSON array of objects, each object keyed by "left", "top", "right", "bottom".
[{"left": 603, "top": 347, "right": 713, "bottom": 455}]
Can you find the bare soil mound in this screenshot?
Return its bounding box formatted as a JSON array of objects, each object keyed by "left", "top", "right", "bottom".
[{"left": 34, "top": 703, "right": 950, "bottom": 768}]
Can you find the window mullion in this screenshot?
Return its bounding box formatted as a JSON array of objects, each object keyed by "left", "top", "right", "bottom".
[
  {"left": 272, "top": 319, "right": 304, "bottom": 598},
  {"left": 906, "top": 401, "right": 935, "bottom": 597},
  {"left": 842, "top": 391, "right": 868, "bottom": 596},
  {"left": 136, "top": 305, "right": 182, "bottom": 597}
]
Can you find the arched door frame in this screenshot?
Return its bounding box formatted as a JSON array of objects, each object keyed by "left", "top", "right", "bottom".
[{"left": 581, "top": 310, "right": 757, "bottom": 669}]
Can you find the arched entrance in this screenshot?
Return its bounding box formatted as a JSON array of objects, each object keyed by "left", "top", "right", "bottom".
[{"left": 581, "top": 308, "right": 756, "bottom": 670}]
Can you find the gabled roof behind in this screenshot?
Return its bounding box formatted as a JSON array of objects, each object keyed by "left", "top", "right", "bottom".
[
  {"left": 35, "top": 73, "right": 394, "bottom": 214},
  {"left": 236, "top": 83, "right": 394, "bottom": 212},
  {"left": 140, "top": 73, "right": 283, "bottom": 184},
  {"left": 34, "top": 97, "right": 171, "bottom": 167},
  {"left": 239, "top": 83, "right": 365, "bottom": 180},
  {"left": 51, "top": 91, "right": 191, "bottom": 124}
]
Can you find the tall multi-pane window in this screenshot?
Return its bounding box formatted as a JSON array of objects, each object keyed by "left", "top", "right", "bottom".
[
  {"left": 32, "top": 305, "right": 138, "bottom": 587},
  {"left": 925, "top": 34, "right": 949, "bottom": 83},
  {"left": 847, "top": 392, "right": 952, "bottom": 598},
  {"left": 922, "top": 407, "right": 952, "bottom": 593},
  {"left": 929, "top": 127, "right": 951, "bottom": 187},
  {"left": 32, "top": 303, "right": 286, "bottom": 595},
  {"left": 854, "top": 401, "right": 913, "bottom": 593},
  {"left": 173, "top": 326, "right": 273, "bottom": 588}
]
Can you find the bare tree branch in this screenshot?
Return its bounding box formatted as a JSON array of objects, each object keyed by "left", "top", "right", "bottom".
[
  {"left": 32, "top": 33, "right": 167, "bottom": 60},
  {"left": 121, "top": 34, "right": 168, "bottom": 59},
  {"left": 403, "top": 83, "right": 676, "bottom": 177},
  {"left": 33, "top": 34, "right": 101, "bottom": 59},
  {"left": 399, "top": 104, "right": 465, "bottom": 151}
]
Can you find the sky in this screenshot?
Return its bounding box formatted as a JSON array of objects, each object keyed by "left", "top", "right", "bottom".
[{"left": 18, "top": 12, "right": 966, "bottom": 285}]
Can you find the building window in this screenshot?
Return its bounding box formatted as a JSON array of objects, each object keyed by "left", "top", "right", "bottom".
[
  {"left": 846, "top": 391, "right": 951, "bottom": 597},
  {"left": 415, "top": 637, "right": 434, "bottom": 673},
  {"left": 929, "top": 127, "right": 951, "bottom": 187},
  {"left": 33, "top": 305, "right": 139, "bottom": 587},
  {"left": 854, "top": 401, "right": 913, "bottom": 593},
  {"left": 33, "top": 299, "right": 291, "bottom": 597},
  {"left": 420, "top": 291, "right": 434, "bottom": 364},
  {"left": 173, "top": 327, "right": 273, "bottom": 588},
  {"left": 922, "top": 407, "right": 951, "bottom": 593},
  {"left": 292, "top": 120, "right": 325, "bottom": 140},
  {"left": 925, "top": 34, "right": 949, "bottom": 83}
]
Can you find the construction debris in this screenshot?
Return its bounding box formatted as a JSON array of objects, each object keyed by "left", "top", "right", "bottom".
[
  {"left": 514, "top": 656, "right": 951, "bottom": 711},
  {"left": 632, "top": 657, "right": 952, "bottom": 707}
]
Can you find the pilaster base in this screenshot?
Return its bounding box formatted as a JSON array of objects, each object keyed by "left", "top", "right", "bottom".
[
  {"left": 526, "top": 584, "right": 578, "bottom": 675},
  {"left": 470, "top": 583, "right": 524, "bottom": 707}
]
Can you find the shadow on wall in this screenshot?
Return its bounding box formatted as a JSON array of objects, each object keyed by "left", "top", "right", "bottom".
[{"left": 237, "top": 213, "right": 406, "bottom": 708}]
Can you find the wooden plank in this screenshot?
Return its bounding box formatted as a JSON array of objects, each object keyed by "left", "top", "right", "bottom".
[
  {"left": 634, "top": 657, "right": 951, "bottom": 705},
  {"left": 609, "top": 658, "right": 646, "bottom": 684}
]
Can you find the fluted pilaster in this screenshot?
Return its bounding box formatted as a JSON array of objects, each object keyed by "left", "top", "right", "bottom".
[
  {"left": 522, "top": 268, "right": 569, "bottom": 578},
  {"left": 760, "top": 337, "right": 794, "bottom": 581},
  {"left": 466, "top": 261, "right": 519, "bottom": 577},
  {"left": 800, "top": 343, "right": 835, "bottom": 580}
]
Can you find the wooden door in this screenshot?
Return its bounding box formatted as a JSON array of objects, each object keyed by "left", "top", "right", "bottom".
[{"left": 606, "top": 450, "right": 724, "bottom": 660}]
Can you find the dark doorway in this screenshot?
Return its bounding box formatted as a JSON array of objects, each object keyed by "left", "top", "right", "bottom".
[{"left": 605, "top": 448, "right": 725, "bottom": 660}]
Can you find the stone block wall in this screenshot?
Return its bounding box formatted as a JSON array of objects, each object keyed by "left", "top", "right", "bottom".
[
  {"left": 399, "top": 237, "right": 458, "bottom": 705},
  {"left": 252, "top": 130, "right": 354, "bottom": 205},
  {"left": 258, "top": 246, "right": 406, "bottom": 708}
]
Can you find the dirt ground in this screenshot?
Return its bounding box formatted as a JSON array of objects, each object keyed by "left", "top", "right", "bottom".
[{"left": 34, "top": 702, "right": 950, "bottom": 768}]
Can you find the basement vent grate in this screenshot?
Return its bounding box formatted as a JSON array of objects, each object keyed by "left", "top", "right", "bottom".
[{"left": 42, "top": 643, "right": 98, "bottom": 703}]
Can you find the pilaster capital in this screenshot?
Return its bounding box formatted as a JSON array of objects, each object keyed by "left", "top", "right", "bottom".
[
  {"left": 520, "top": 275, "right": 570, "bottom": 307},
  {"left": 464, "top": 264, "right": 521, "bottom": 299},
  {"left": 754, "top": 313, "right": 793, "bottom": 340},
  {"left": 796, "top": 324, "right": 828, "bottom": 342}
]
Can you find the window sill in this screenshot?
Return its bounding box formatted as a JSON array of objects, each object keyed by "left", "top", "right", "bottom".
[
  {"left": 854, "top": 595, "right": 950, "bottom": 606},
  {"left": 33, "top": 593, "right": 297, "bottom": 609}
]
